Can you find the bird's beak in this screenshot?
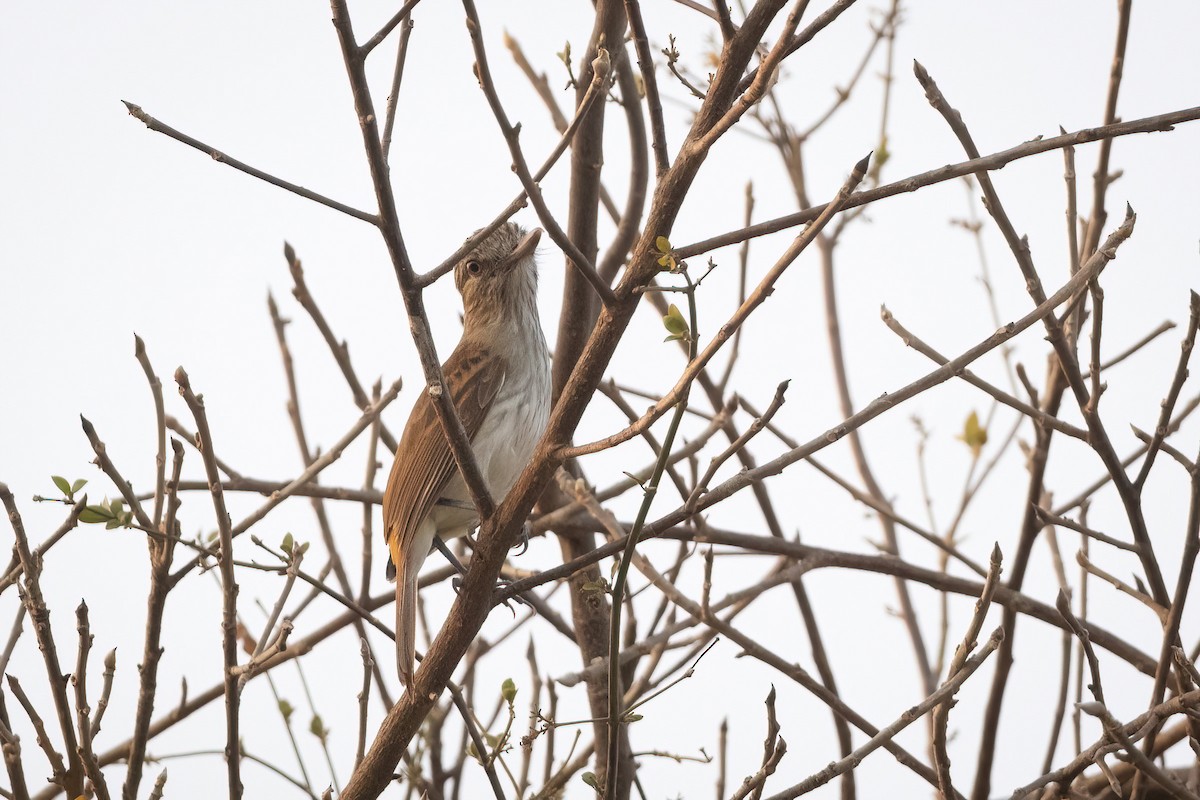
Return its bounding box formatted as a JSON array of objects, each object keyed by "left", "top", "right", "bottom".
[{"left": 501, "top": 227, "right": 542, "bottom": 272}]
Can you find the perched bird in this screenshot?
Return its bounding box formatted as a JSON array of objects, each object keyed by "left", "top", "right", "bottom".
[{"left": 383, "top": 223, "right": 551, "bottom": 689}]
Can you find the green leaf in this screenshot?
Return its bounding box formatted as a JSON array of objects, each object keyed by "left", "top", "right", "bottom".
[
  {"left": 52, "top": 476, "right": 71, "bottom": 496},
  {"left": 655, "top": 235, "right": 678, "bottom": 271},
  {"left": 281, "top": 533, "right": 294, "bottom": 554},
  {"left": 309, "top": 714, "right": 327, "bottom": 739},
  {"left": 71, "top": 479, "right": 88, "bottom": 494},
  {"left": 278, "top": 699, "right": 295, "bottom": 720},
  {"left": 582, "top": 772, "right": 599, "bottom": 790},
  {"left": 876, "top": 134, "right": 891, "bottom": 169},
  {"left": 79, "top": 506, "right": 111, "bottom": 524},
  {"left": 625, "top": 713, "right": 643, "bottom": 723},
  {"left": 958, "top": 410, "right": 988, "bottom": 458},
  {"left": 662, "top": 304, "right": 690, "bottom": 341},
  {"left": 501, "top": 678, "right": 517, "bottom": 705}
]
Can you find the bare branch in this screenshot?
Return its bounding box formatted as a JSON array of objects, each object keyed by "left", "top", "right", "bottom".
[
  {"left": 0, "top": 487, "right": 85, "bottom": 796},
  {"left": 122, "top": 102, "right": 377, "bottom": 224},
  {"left": 676, "top": 106, "right": 1200, "bottom": 259},
  {"left": 173, "top": 368, "right": 242, "bottom": 798}
]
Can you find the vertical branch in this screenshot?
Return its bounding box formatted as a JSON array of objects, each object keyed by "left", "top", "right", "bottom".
[
  {"left": 267, "top": 293, "right": 395, "bottom": 709},
  {"left": 716, "top": 182, "right": 753, "bottom": 396},
  {"left": 0, "top": 689, "right": 31, "bottom": 800},
  {"left": 361, "top": 380, "right": 383, "bottom": 604},
  {"left": 596, "top": 47, "right": 650, "bottom": 285},
  {"left": 355, "top": 639, "right": 373, "bottom": 770},
  {"left": 818, "top": 231, "right": 935, "bottom": 693},
  {"left": 1140, "top": 419, "right": 1200, "bottom": 773},
  {"left": 344, "top": 3, "right": 836, "bottom": 793},
  {"left": 550, "top": 0, "right": 635, "bottom": 794},
  {"left": 380, "top": 14, "right": 415, "bottom": 163},
  {"left": 1080, "top": 0, "right": 1132, "bottom": 262},
  {"left": 932, "top": 545, "right": 1001, "bottom": 800},
  {"left": 554, "top": 0, "right": 628, "bottom": 404},
  {"left": 1038, "top": 525, "right": 1074, "bottom": 774},
  {"left": 605, "top": 272, "right": 698, "bottom": 800},
  {"left": 122, "top": 439, "right": 184, "bottom": 800},
  {"left": 328, "top": 0, "right": 495, "bottom": 520},
  {"left": 464, "top": 2, "right": 614, "bottom": 305},
  {"left": 1073, "top": 507, "right": 1092, "bottom": 756},
  {"left": 624, "top": 0, "right": 669, "bottom": 178},
  {"left": 73, "top": 603, "right": 110, "bottom": 800},
  {"left": 0, "top": 485, "right": 85, "bottom": 797},
  {"left": 174, "top": 369, "right": 242, "bottom": 799},
  {"left": 134, "top": 334, "right": 167, "bottom": 528}
]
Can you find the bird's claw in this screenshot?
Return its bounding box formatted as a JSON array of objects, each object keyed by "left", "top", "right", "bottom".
[
  {"left": 510, "top": 521, "right": 531, "bottom": 556},
  {"left": 492, "top": 578, "right": 530, "bottom": 616},
  {"left": 450, "top": 576, "right": 529, "bottom": 615}
]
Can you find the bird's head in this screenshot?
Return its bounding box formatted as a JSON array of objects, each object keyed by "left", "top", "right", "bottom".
[{"left": 455, "top": 222, "right": 543, "bottom": 328}]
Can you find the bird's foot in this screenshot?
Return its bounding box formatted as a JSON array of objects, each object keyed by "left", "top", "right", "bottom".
[
  {"left": 510, "top": 521, "right": 532, "bottom": 556},
  {"left": 449, "top": 574, "right": 528, "bottom": 613},
  {"left": 493, "top": 578, "right": 530, "bottom": 615}
]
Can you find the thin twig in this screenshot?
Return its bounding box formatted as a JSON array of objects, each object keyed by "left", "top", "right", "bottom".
[
  {"left": 1032, "top": 506, "right": 1139, "bottom": 554},
  {"left": 460, "top": 0, "right": 616, "bottom": 307},
  {"left": 562, "top": 153, "right": 870, "bottom": 459},
  {"left": 282, "top": 244, "right": 398, "bottom": 451},
  {"left": 0, "top": 487, "right": 85, "bottom": 796},
  {"left": 174, "top": 368, "right": 243, "bottom": 798},
  {"left": 675, "top": 105, "right": 1200, "bottom": 259},
  {"left": 133, "top": 334, "right": 167, "bottom": 528},
  {"left": 72, "top": 603, "right": 110, "bottom": 800},
  {"left": 624, "top": 0, "right": 669, "bottom": 177},
  {"left": 932, "top": 545, "right": 1002, "bottom": 800},
  {"left": 123, "top": 438, "right": 184, "bottom": 800},
  {"left": 6, "top": 675, "right": 69, "bottom": 789},
  {"left": 122, "top": 102, "right": 376, "bottom": 224},
  {"left": 357, "top": 0, "right": 422, "bottom": 57},
  {"left": 766, "top": 629, "right": 1004, "bottom": 800},
  {"left": 380, "top": 15, "right": 415, "bottom": 163}
]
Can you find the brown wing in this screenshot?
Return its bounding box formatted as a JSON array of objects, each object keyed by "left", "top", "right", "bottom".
[{"left": 382, "top": 340, "right": 506, "bottom": 575}]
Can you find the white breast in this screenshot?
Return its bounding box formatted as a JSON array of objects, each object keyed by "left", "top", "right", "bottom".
[{"left": 435, "top": 327, "right": 550, "bottom": 538}]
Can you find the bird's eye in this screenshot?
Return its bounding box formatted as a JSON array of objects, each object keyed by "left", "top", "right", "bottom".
[{"left": 466, "top": 260, "right": 481, "bottom": 275}]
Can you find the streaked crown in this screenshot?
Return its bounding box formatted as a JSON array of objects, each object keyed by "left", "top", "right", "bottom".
[{"left": 454, "top": 222, "right": 541, "bottom": 327}]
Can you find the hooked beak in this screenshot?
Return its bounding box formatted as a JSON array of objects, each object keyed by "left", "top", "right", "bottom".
[{"left": 500, "top": 227, "right": 542, "bottom": 272}]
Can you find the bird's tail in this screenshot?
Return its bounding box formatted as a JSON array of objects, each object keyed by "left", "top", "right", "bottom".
[
  {"left": 389, "top": 528, "right": 417, "bottom": 691},
  {"left": 395, "top": 559, "right": 418, "bottom": 691}
]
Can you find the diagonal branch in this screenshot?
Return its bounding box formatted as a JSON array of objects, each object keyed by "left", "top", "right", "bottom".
[
  {"left": 329, "top": 0, "right": 496, "bottom": 520},
  {"left": 173, "top": 368, "right": 242, "bottom": 799},
  {"left": 561, "top": 152, "right": 870, "bottom": 459},
  {"left": 461, "top": 0, "right": 616, "bottom": 308},
  {"left": 676, "top": 105, "right": 1200, "bottom": 259},
  {"left": 122, "top": 102, "right": 377, "bottom": 224}
]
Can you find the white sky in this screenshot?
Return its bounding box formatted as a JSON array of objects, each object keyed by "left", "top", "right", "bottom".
[{"left": 3, "top": 2, "right": 1200, "bottom": 798}]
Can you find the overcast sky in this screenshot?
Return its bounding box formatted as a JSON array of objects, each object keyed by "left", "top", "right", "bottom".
[{"left": 3, "top": 2, "right": 1199, "bottom": 798}]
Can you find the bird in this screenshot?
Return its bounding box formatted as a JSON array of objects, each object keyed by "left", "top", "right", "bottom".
[{"left": 383, "top": 222, "right": 551, "bottom": 689}]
